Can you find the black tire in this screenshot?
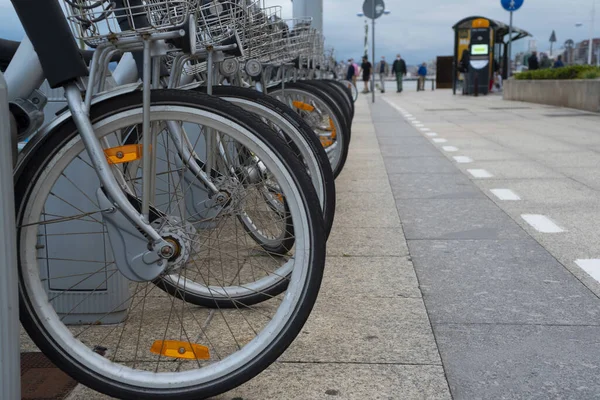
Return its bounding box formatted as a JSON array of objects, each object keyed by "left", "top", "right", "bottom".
[
  {"left": 16, "top": 89, "right": 326, "bottom": 400},
  {"left": 269, "top": 83, "right": 351, "bottom": 178},
  {"left": 321, "top": 79, "right": 355, "bottom": 119},
  {"left": 298, "top": 80, "right": 353, "bottom": 131},
  {"left": 197, "top": 85, "right": 336, "bottom": 239}
]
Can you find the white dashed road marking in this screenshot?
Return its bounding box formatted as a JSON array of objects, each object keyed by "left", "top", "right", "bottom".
[
  {"left": 426, "top": 132, "right": 438, "bottom": 137},
  {"left": 490, "top": 189, "right": 521, "bottom": 201},
  {"left": 420, "top": 128, "right": 431, "bottom": 131},
  {"left": 521, "top": 214, "right": 564, "bottom": 233},
  {"left": 433, "top": 138, "right": 448, "bottom": 143},
  {"left": 443, "top": 146, "right": 459, "bottom": 152},
  {"left": 453, "top": 156, "right": 473, "bottom": 163},
  {"left": 575, "top": 260, "right": 600, "bottom": 282},
  {"left": 467, "top": 169, "right": 493, "bottom": 178}
]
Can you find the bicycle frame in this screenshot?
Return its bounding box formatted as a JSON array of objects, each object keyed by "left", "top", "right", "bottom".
[{"left": 7, "top": 0, "right": 182, "bottom": 275}]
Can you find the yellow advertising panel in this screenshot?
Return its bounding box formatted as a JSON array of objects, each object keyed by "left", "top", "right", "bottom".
[{"left": 457, "top": 29, "right": 470, "bottom": 60}]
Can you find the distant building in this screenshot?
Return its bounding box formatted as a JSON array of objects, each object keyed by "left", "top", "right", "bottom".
[{"left": 574, "top": 38, "right": 600, "bottom": 65}]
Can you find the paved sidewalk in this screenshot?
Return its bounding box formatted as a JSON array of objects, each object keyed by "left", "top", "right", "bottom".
[
  {"left": 377, "top": 89, "right": 600, "bottom": 399},
  {"left": 57, "top": 95, "right": 451, "bottom": 399}
]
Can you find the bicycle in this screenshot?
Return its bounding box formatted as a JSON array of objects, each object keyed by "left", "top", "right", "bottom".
[{"left": 8, "top": 1, "right": 327, "bottom": 398}]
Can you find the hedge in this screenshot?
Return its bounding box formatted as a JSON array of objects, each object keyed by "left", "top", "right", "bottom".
[{"left": 514, "top": 65, "right": 600, "bottom": 80}]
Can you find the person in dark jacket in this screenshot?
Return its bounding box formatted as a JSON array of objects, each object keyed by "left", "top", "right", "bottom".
[
  {"left": 528, "top": 51, "right": 539, "bottom": 70},
  {"left": 553, "top": 55, "right": 565, "bottom": 68},
  {"left": 417, "top": 62, "right": 427, "bottom": 91},
  {"left": 391, "top": 54, "right": 407, "bottom": 93},
  {"left": 359, "top": 56, "right": 372, "bottom": 93},
  {"left": 346, "top": 59, "right": 355, "bottom": 81}
]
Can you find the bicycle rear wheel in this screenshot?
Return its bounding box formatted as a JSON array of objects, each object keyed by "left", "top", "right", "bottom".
[
  {"left": 337, "top": 79, "right": 359, "bottom": 103},
  {"left": 269, "top": 84, "right": 350, "bottom": 178},
  {"left": 197, "top": 85, "right": 336, "bottom": 238}
]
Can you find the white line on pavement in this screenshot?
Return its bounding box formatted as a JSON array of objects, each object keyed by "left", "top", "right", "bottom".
[
  {"left": 432, "top": 138, "right": 448, "bottom": 143},
  {"left": 420, "top": 128, "right": 431, "bottom": 131},
  {"left": 490, "top": 189, "right": 521, "bottom": 201},
  {"left": 426, "top": 132, "right": 438, "bottom": 137},
  {"left": 411, "top": 121, "right": 421, "bottom": 124},
  {"left": 453, "top": 156, "right": 473, "bottom": 163},
  {"left": 381, "top": 98, "right": 405, "bottom": 115},
  {"left": 415, "top": 124, "right": 425, "bottom": 127},
  {"left": 575, "top": 260, "right": 600, "bottom": 282},
  {"left": 443, "top": 146, "right": 459, "bottom": 152},
  {"left": 521, "top": 214, "right": 564, "bottom": 233},
  {"left": 467, "top": 169, "right": 493, "bottom": 178}
]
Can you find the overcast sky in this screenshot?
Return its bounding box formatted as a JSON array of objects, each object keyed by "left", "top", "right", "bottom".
[{"left": 0, "top": 0, "right": 596, "bottom": 65}]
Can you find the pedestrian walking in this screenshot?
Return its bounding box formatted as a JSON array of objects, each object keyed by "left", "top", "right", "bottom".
[
  {"left": 376, "top": 56, "right": 390, "bottom": 93},
  {"left": 359, "top": 56, "right": 372, "bottom": 93},
  {"left": 346, "top": 59, "right": 356, "bottom": 82},
  {"left": 391, "top": 54, "right": 407, "bottom": 93},
  {"left": 528, "top": 51, "right": 539, "bottom": 70},
  {"left": 417, "top": 62, "right": 427, "bottom": 91},
  {"left": 553, "top": 55, "right": 564, "bottom": 68}
]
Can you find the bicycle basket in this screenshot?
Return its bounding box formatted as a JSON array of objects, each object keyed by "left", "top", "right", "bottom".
[
  {"left": 63, "top": 0, "right": 196, "bottom": 46},
  {"left": 194, "top": 0, "right": 258, "bottom": 49}
]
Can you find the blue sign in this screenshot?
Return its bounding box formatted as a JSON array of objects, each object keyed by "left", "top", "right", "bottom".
[{"left": 501, "top": 0, "right": 524, "bottom": 11}]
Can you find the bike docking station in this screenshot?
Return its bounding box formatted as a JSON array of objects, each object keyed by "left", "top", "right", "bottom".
[{"left": 467, "top": 19, "right": 492, "bottom": 96}]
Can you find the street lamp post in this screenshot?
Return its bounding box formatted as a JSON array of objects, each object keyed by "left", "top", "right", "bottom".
[
  {"left": 357, "top": 8, "right": 390, "bottom": 103},
  {"left": 590, "top": 0, "right": 596, "bottom": 65},
  {"left": 575, "top": 0, "right": 596, "bottom": 65}
]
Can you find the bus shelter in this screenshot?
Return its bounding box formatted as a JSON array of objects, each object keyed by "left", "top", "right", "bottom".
[{"left": 452, "top": 16, "right": 530, "bottom": 95}]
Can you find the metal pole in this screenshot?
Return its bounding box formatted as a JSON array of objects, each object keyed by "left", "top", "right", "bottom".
[
  {"left": 589, "top": 0, "right": 596, "bottom": 65},
  {"left": 0, "top": 71, "right": 21, "bottom": 400},
  {"left": 371, "top": 1, "right": 375, "bottom": 103},
  {"left": 364, "top": 20, "right": 368, "bottom": 58},
  {"left": 508, "top": 10, "right": 513, "bottom": 77}
]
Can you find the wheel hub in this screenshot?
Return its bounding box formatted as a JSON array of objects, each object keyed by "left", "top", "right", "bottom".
[{"left": 158, "top": 217, "right": 196, "bottom": 274}]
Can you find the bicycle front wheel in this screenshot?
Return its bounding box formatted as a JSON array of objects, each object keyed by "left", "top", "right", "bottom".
[{"left": 16, "top": 89, "right": 325, "bottom": 399}]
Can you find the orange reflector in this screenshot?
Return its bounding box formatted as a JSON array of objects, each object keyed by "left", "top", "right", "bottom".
[
  {"left": 320, "top": 137, "right": 334, "bottom": 147},
  {"left": 150, "top": 340, "right": 210, "bottom": 360},
  {"left": 292, "top": 101, "right": 315, "bottom": 112},
  {"left": 104, "top": 144, "right": 144, "bottom": 164},
  {"left": 329, "top": 117, "right": 337, "bottom": 139},
  {"left": 275, "top": 193, "right": 284, "bottom": 203}
]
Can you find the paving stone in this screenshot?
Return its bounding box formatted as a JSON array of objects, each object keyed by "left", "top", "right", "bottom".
[
  {"left": 327, "top": 227, "right": 409, "bottom": 257},
  {"left": 384, "top": 157, "right": 456, "bottom": 175},
  {"left": 218, "top": 363, "right": 451, "bottom": 400},
  {"left": 409, "top": 239, "right": 600, "bottom": 325},
  {"left": 380, "top": 145, "right": 443, "bottom": 158},
  {"left": 389, "top": 173, "right": 485, "bottom": 200},
  {"left": 396, "top": 198, "right": 527, "bottom": 240},
  {"left": 335, "top": 177, "right": 393, "bottom": 193},
  {"left": 321, "top": 256, "right": 421, "bottom": 299},
  {"left": 434, "top": 324, "right": 600, "bottom": 400},
  {"left": 282, "top": 296, "right": 441, "bottom": 364}
]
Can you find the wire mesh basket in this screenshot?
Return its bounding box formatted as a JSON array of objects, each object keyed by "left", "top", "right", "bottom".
[
  {"left": 236, "top": 6, "right": 285, "bottom": 63},
  {"left": 237, "top": 6, "right": 315, "bottom": 65},
  {"left": 63, "top": 0, "right": 196, "bottom": 46},
  {"left": 194, "top": 0, "right": 258, "bottom": 48},
  {"left": 284, "top": 19, "right": 315, "bottom": 63}
]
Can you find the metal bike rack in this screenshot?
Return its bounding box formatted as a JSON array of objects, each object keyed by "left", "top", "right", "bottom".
[{"left": 0, "top": 71, "right": 21, "bottom": 399}]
